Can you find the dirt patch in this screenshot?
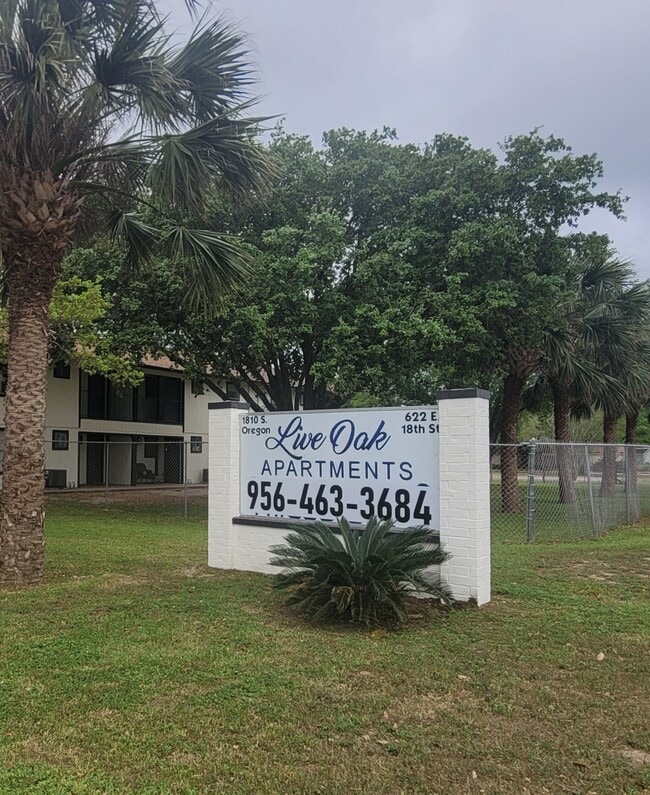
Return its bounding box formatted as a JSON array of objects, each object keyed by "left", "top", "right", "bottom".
[
  {"left": 619, "top": 747, "right": 650, "bottom": 767},
  {"left": 48, "top": 486, "right": 207, "bottom": 508},
  {"left": 385, "top": 688, "right": 482, "bottom": 725}
]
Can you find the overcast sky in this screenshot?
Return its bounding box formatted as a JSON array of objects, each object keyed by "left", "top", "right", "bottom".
[{"left": 163, "top": 0, "right": 650, "bottom": 278}]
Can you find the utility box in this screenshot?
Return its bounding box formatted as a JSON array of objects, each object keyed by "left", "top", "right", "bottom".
[{"left": 45, "top": 469, "right": 67, "bottom": 489}]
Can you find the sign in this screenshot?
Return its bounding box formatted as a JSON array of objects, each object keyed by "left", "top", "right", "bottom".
[{"left": 239, "top": 406, "right": 439, "bottom": 528}]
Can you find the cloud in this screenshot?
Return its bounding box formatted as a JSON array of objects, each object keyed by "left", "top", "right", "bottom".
[{"left": 160, "top": 0, "right": 650, "bottom": 276}]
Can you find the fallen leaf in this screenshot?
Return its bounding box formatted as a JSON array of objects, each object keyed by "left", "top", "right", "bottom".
[
  {"left": 472, "top": 770, "right": 478, "bottom": 779},
  {"left": 596, "top": 652, "right": 605, "bottom": 662}
]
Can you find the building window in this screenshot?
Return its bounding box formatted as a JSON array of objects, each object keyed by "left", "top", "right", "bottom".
[
  {"left": 53, "top": 361, "right": 70, "bottom": 379},
  {"left": 190, "top": 435, "right": 202, "bottom": 453},
  {"left": 80, "top": 372, "right": 182, "bottom": 425},
  {"left": 225, "top": 381, "right": 239, "bottom": 401},
  {"left": 52, "top": 430, "right": 69, "bottom": 450}
]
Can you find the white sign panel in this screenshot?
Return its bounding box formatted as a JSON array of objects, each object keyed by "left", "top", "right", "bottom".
[{"left": 239, "top": 406, "right": 439, "bottom": 528}]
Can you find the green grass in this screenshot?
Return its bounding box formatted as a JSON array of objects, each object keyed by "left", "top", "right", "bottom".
[{"left": 1, "top": 499, "right": 649, "bottom": 794}]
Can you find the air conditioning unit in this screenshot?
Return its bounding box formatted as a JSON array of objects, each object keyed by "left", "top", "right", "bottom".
[{"left": 45, "top": 469, "right": 67, "bottom": 489}]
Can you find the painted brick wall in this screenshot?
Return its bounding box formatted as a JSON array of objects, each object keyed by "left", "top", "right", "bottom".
[{"left": 438, "top": 394, "right": 491, "bottom": 605}]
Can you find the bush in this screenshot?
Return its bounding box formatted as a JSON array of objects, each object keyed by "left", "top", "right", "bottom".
[{"left": 269, "top": 516, "right": 453, "bottom": 626}]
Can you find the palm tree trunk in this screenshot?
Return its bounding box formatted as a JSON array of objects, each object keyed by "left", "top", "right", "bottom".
[
  {"left": 500, "top": 372, "right": 524, "bottom": 513},
  {"left": 625, "top": 411, "right": 639, "bottom": 446},
  {"left": 600, "top": 411, "right": 619, "bottom": 498},
  {"left": 0, "top": 249, "right": 60, "bottom": 585},
  {"left": 549, "top": 376, "right": 576, "bottom": 504}
]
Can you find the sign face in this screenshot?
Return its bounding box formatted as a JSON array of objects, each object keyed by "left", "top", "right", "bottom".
[{"left": 239, "top": 406, "right": 439, "bottom": 528}]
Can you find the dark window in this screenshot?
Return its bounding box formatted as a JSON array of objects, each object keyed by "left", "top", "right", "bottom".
[
  {"left": 84, "top": 374, "right": 107, "bottom": 419},
  {"left": 107, "top": 383, "right": 133, "bottom": 421},
  {"left": 160, "top": 377, "right": 182, "bottom": 423},
  {"left": 52, "top": 430, "right": 69, "bottom": 450},
  {"left": 225, "top": 381, "right": 239, "bottom": 401},
  {"left": 190, "top": 436, "right": 202, "bottom": 453},
  {"left": 81, "top": 372, "right": 182, "bottom": 425},
  {"left": 0, "top": 364, "right": 7, "bottom": 397},
  {"left": 53, "top": 361, "right": 70, "bottom": 379}
]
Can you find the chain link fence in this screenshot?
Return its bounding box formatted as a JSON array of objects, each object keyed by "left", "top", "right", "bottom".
[
  {"left": 0, "top": 438, "right": 209, "bottom": 519},
  {"left": 1, "top": 435, "right": 647, "bottom": 540},
  {"left": 491, "top": 441, "right": 650, "bottom": 543}
]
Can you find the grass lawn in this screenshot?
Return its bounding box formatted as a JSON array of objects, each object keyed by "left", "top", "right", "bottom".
[{"left": 1, "top": 500, "right": 649, "bottom": 794}]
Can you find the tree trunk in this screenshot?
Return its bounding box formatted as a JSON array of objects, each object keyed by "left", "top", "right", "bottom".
[
  {"left": 549, "top": 376, "right": 576, "bottom": 504},
  {"left": 600, "top": 411, "right": 619, "bottom": 498},
  {"left": 0, "top": 248, "right": 60, "bottom": 585},
  {"left": 625, "top": 410, "right": 639, "bottom": 519},
  {"left": 500, "top": 372, "right": 525, "bottom": 513}
]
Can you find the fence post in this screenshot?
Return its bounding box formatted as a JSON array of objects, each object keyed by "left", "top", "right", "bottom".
[
  {"left": 183, "top": 440, "right": 189, "bottom": 518},
  {"left": 104, "top": 441, "right": 110, "bottom": 510},
  {"left": 525, "top": 440, "right": 537, "bottom": 543},
  {"left": 625, "top": 444, "right": 640, "bottom": 524},
  {"left": 584, "top": 444, "right": 598, "bottom": 536},
  {"left": 624, "top": 445, "right": 631, "bottom": 526}
]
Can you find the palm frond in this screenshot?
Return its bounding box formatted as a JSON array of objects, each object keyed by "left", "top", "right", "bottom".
[
  {"left": 270, "top": 517, "right": 452, "bottom": 626},
  {"left": 109, "top": 210, "right": 161, "bottom": 265},
  {"left": 163, "top": 225, "right": 251, "bottom": 312},
  {"left": 149, "top": 111, "right": 275, "bottom": 213},
  {"left": 0, "top": 0, "right": 273, "bottom": 318},
  {"left": 168, "top": 14, "right": 254, "bottom": 121}
]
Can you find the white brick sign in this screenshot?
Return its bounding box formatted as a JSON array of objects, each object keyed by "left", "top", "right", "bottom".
[
  {"left": 239, "top": 407, "right": 440, "bottom": 528},
  {"left": 208, "top": 389, "right": 491, "bottom": 605}
]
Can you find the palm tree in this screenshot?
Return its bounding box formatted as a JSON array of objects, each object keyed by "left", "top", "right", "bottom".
[
  {"left": 595, "top": 330, "right": 650, "bottom": 499},
  {"left": 542, "top": 258, "right": 650, "bottom": 503},
  {"left": 0, "top": 0, "right": 274, "bottom": 585}
]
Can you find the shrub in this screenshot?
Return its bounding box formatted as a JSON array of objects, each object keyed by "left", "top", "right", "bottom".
[{"left": 269, "top": 516, "right": 453, "bottom": 626}]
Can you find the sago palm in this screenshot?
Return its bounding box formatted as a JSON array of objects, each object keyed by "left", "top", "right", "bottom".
[
  {"left": 270, "top": 517, "right": 452, "bottom": 626},
  {"left": 0, "top": 0, "right": 274, "bottom": 585}
]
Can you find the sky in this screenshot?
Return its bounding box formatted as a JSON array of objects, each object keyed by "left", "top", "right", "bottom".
[{"left": 162, "top": 0, "right": 650, "bottom": 278}]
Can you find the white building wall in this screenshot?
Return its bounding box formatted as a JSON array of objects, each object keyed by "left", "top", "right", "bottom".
[
  {"left": 0, "top": 362, "right": 219, "bottom": 487},
  {"left": 183, "top": 383, "right": 216, "bottom": 484},
  {"left": 107, "top": 434, "right": 132, "bottom": 486},
  {"left": 45, "top": 365, "right": 80, "bottom": 428},
  {"left": 44, "top": 365, "right": 80, "bottom": 486}
]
